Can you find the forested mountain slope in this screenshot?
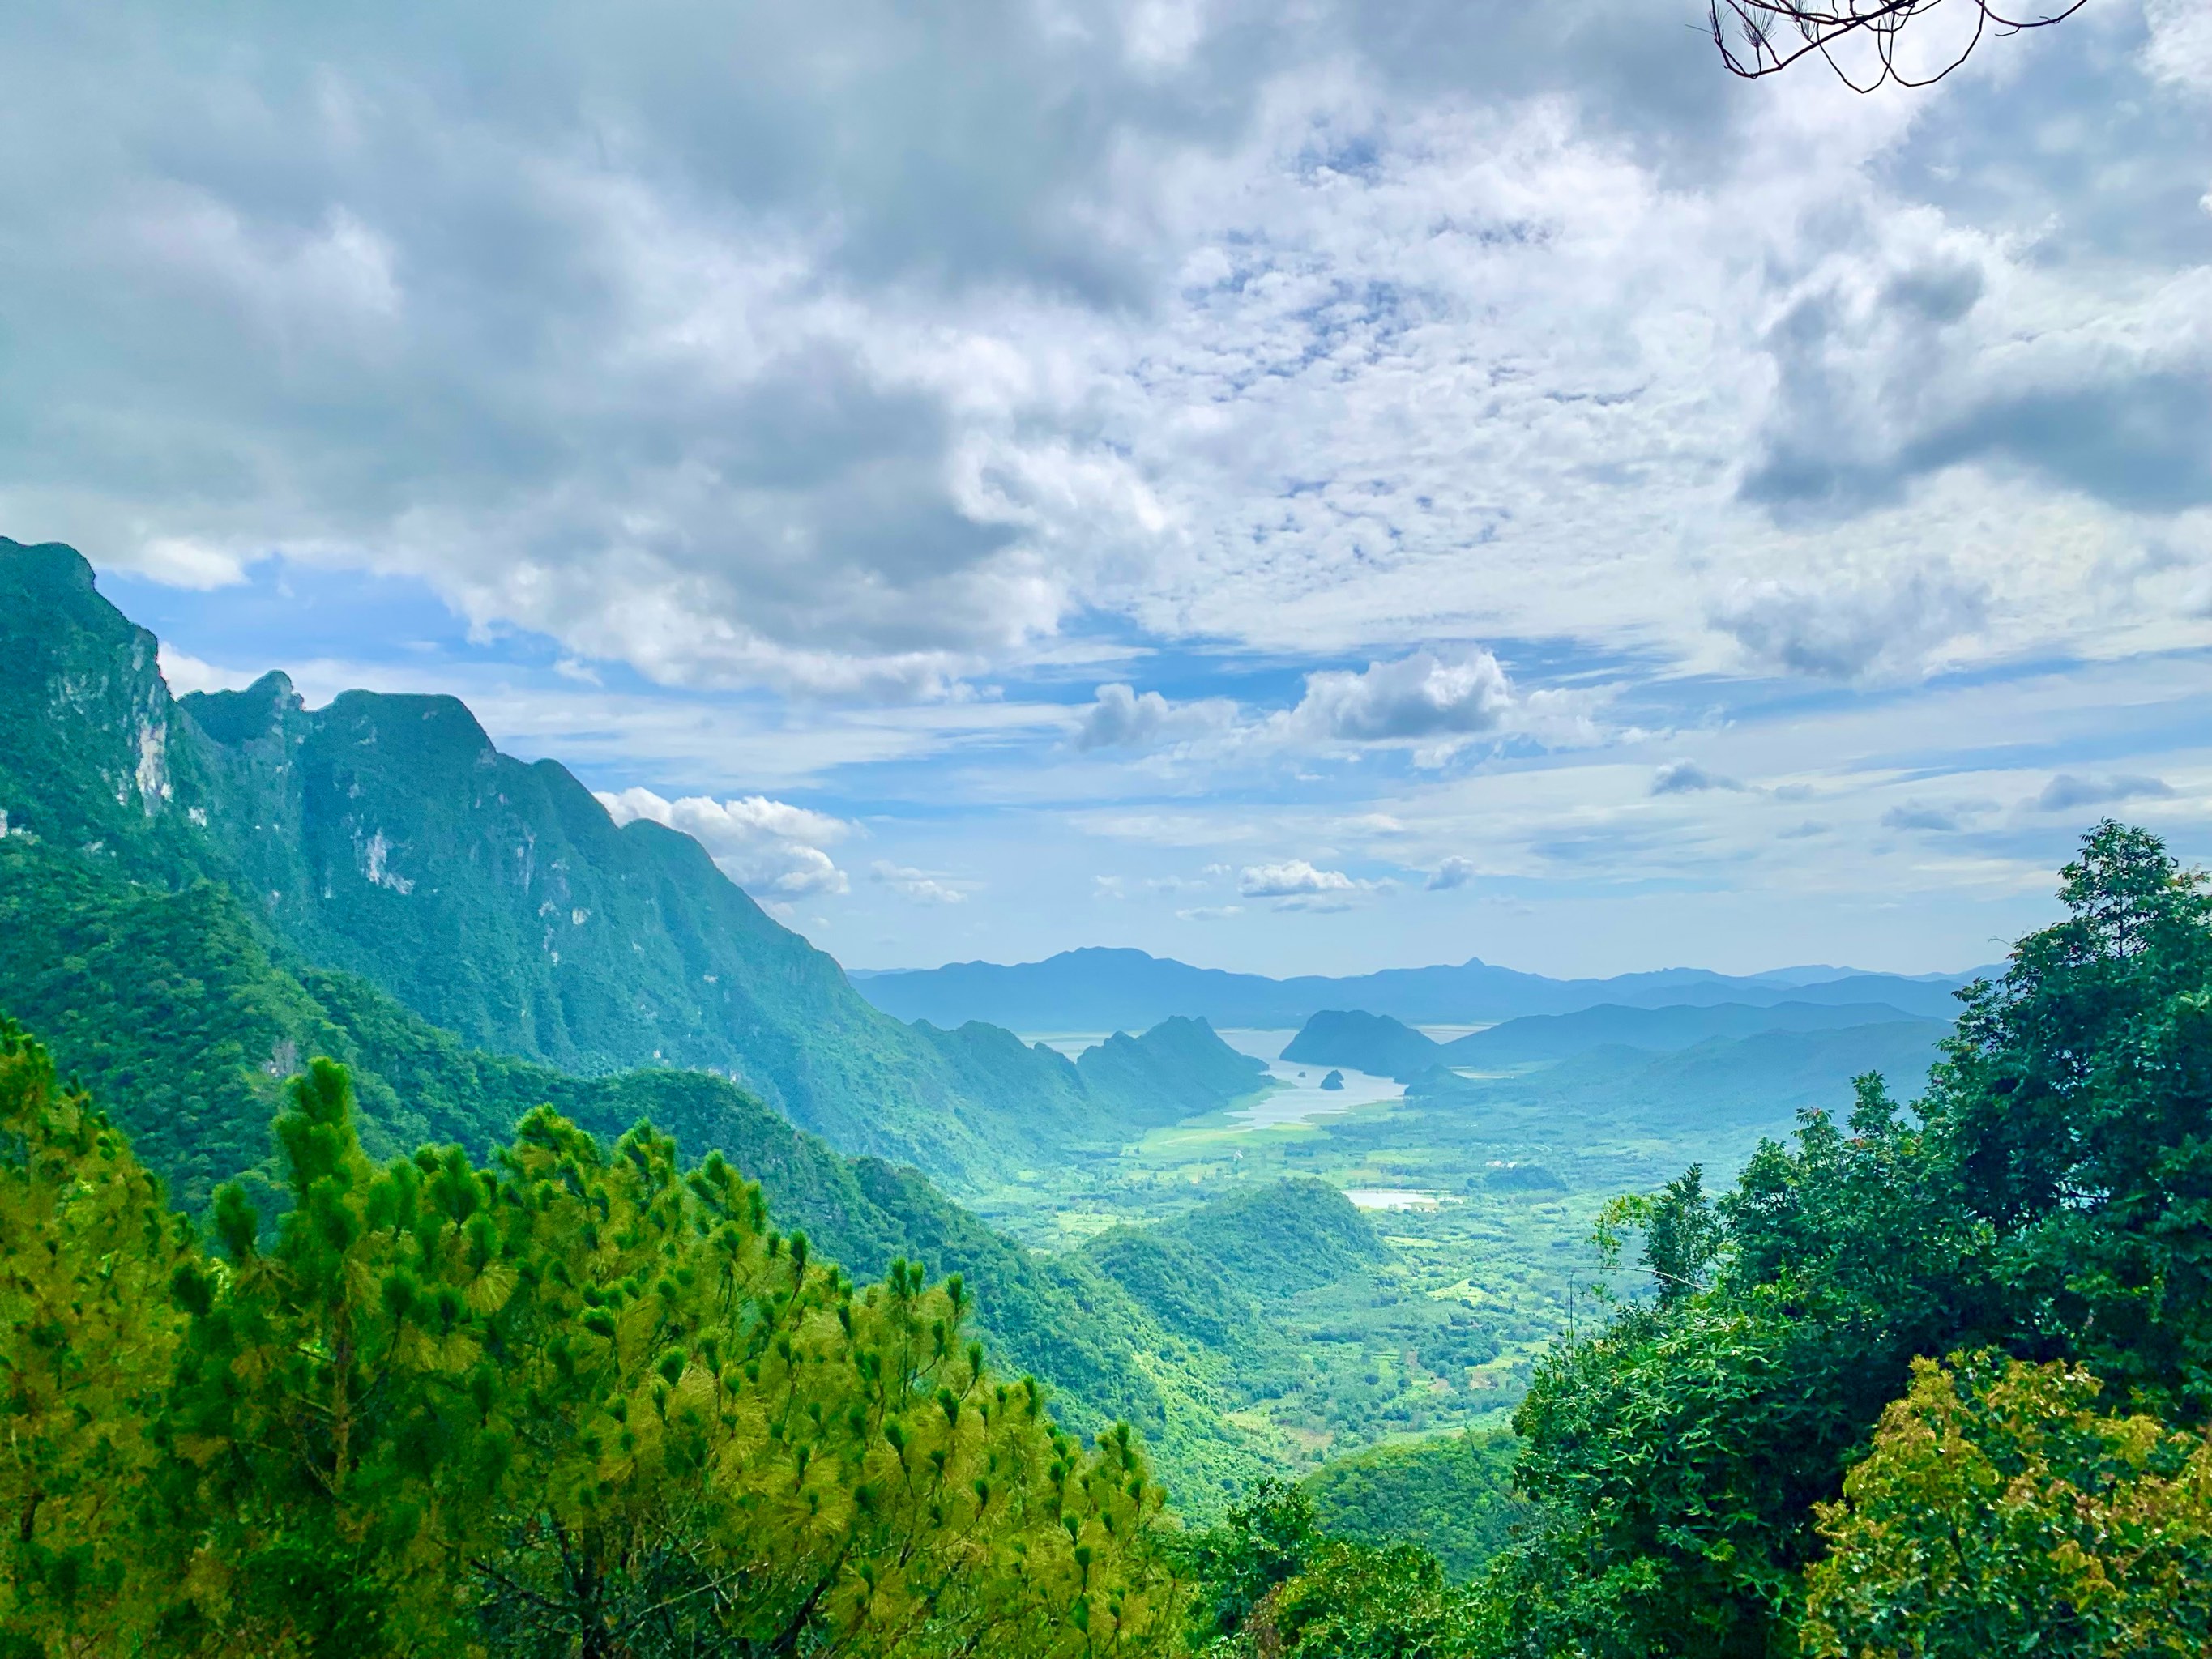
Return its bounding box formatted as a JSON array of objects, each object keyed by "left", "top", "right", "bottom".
[
  {"left": 0, "top": 830, "right": 1286, "bottom": 1493},
  {"left": 0, "top": 539, "right": 1262, "bottom": 1188}
]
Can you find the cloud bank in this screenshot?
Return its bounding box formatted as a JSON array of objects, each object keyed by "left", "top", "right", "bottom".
[{"left": 596, "top": 787, "right": 852, "bottom": 895}]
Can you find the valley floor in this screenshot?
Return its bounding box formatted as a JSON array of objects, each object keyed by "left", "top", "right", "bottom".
[{"left": 968, "top": 1026, "right": 1776, "bottom": 1474}]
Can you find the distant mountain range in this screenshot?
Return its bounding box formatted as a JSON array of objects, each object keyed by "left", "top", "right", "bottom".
[
  {"left": 853, "top": 946, "right": 1985, "bottom": 1033},
  {"left": 1283, "top": 1000, "right": 1956, "bottom": 1083},
  {"left": 0, "top": 531, "right": 1971, "bottom": 1200}
]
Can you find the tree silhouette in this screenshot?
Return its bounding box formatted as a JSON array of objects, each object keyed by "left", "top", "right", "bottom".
[{"left": 1710, "top": 0, "right": 2089, "bottom": 90}]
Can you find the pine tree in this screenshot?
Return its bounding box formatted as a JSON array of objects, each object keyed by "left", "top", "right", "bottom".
[
  {"left": 0, "top": 1021, "right": 193, "bottom": 1654},
  {"left": 143, "top": 1059, "right": 1185, "bottom": 1656}
]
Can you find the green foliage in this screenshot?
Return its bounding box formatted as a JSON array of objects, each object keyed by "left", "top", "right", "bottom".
[
  {"left": 1595, "top": 1164, "right": 1723, "bottom": 1305},
  {"left": 0, "top": 539, "right": 224, "bottom": 889},
  {"left": 1160, "top": 1178, "right": 1390, "bottom": 1296},
  {"left": 0, "top": 842, "right": 337, "bottom": 1205},
  {"left": 1475, "top": 821, "right": 2212, "bottom": 1657},
  {"left": 1254, "top": 1542, "right": 1478, "bottom": 1659},
  {"left": 1802, "top": 1354, "right": 2212, "bottom": 1658},
  {"left": 1304, "top": 1430, "right": 1527, "bottom": 1582},
  {"left": 0, "top": 1020, "right": 194, "bottom": 1653},
  {"left": 1930, "top": 821, "right": 2212, "bottom": 1416},
  {"left": 0, "top": 839, "right": 1262, "bottom": 1501},
  {"left": 1083, "top": 1228, "right": 1264, "bottom": 1351},
  {"left": 1182, "top": 1482, "right": 1484, "bottom": 1659},
  {"left": 1183, "top": 1481, "right": 1322, "bottom": 1644},
  {"left": 2, "top": 1037, "right": 1185, "bottom": 1657}
]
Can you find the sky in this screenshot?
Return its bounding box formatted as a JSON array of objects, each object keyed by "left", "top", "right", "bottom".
[{"left": 5, "top": 0, "right": 2210, "bottom": 979}]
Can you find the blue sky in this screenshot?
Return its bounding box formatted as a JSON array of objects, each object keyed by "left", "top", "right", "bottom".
[{"left": 9, "top": 0, "right": 2212, "bottom": 976}]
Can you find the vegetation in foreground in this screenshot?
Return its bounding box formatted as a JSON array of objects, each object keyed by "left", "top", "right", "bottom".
[
  {"left": 6, "top": 821, "right": 2212, "bottom": 1657},
  {"left": 0, "top": 1035, "right": 1178, "bottom": 1656},
  {"left": 1181, "top": 822, "right": 2212, "bottom": 1657}
]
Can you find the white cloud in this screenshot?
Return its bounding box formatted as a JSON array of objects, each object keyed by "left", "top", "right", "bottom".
[
  {"left": 137, "top": 537, "right": 254, "bottom": 590},
  {"left": 1279, "top": 650, "right": 1514, "bottom": 746},
  {"left": 870, "top": 860, "right": 971, "bottom": 905},
  {"left": 2035, "top": 773, "right": 2176, "bottom": 812},
  {"left": 1881, "top": 800, "right": 1996, "bottom": 834},
  {"left": 1714, "top": 566, "right": 1988, "bottom": 681},
  {"left": 596, "top": 787, "right": 852, "bottom": 895},
  {"left": 8, "top": 0, "right": 2212, "bottom": 983},
  {"left": 6, "top": 0, "right": 2208, "bottom": 710},
  {"left": 1238, "top": 859, "right": 1356, "bottom": 898},
  {"left": 1427, "top": 855, "right": 1476, "bottom": 890},
  {"left": 1076, "top": 684, "right": 1171, "bottom": 750},
  {"left": 2145, "top": 0, "right": 2212, "bottom": 93},
  {"left": 1235, "top": 857, "right": 1388, "bottom": 910},
  {"left": 1651, "top": 761, "right": 1742, "bottom": 795},
  {"left": 1072, "top": 682, "right": 1237, "bottom": 751},
  {"left": 156, "top": 645, "right": 261, "bottom": 697}
]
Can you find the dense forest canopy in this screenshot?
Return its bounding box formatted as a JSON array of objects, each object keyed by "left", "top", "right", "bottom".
[{"left": 5, "top": 820, "right": 2210, "bottom": 1654}]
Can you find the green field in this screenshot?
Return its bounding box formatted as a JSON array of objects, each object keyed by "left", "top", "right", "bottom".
[{"left": 975, "top": 1043, "right": 1680, "bottom": 1471}]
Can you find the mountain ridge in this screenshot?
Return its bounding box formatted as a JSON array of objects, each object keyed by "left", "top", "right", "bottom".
[
  {"left": 853, "top": 944, "right": 1985, "bottom": 1031},
  {"left": 1284, "top": 998, "right": 1956, "bottom": 1083},
  {"left": 0, "top": 539, "right": 1265, "bottom": 1191}
]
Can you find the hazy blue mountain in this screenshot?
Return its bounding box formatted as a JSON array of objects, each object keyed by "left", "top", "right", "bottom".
[
  {"left": 1407, "top": 1017, "right": 1954, "bottom": 1137},
  {"left": 1283, "top": 1010, "right": 1443, "bottom": 1080},
  {"left": 1282, "top": 999, "right": 1946, "bottom": 1083},
  {"left": 854, "top": 945, "right": 1980, "bottom": 1030},
  {"left": 911, "top": 1014, "right": 1270, "bottom": 1151},
  {"left": 1437, "top": 1000, "right": 1937, "bottom": 1068},
  {"left": 1075, "top": 1016, "right": 1272, "bottom": 1124}
]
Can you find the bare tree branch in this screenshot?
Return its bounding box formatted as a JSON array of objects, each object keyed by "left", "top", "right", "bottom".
[{"left": 1709, "top": 0, "right": 2090, "bottom": 90}]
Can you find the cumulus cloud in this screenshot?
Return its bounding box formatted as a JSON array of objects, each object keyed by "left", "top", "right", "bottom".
[
  {"left": 1238, "top": 859, "right": 1356, "bottom": 898},
  {"left": 1651, "top": 761, "right": 1741, "bottom": 795},
  {"left": 870, "top": 861, "right": 971, "bottom": 904},
  {"left": 1235, "top": 858, "right": 1386, "bottom": 911},
  {"left": 1073, "top": 683, "right": 1237, "bottom": 752},
  {"left": 1428, "top": 855, "right": 1476, "bottom": 890},
  {"left": 2143, "top": 0, "right": 2212, "bottom": 95},
  {"left": 1715, "top": 567, "right": 1988, "bottom": 680},
  {"left": 1283, "top": 650, "right": 1514, "bottom": 744},
  {"left": 2035, "top": 773, "right": 2176, "bottom": 812},
  {"left": 597, "top": 787, "right": 852, "bottom": 895}
]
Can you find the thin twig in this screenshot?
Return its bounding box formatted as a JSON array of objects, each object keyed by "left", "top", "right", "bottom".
[{"left": 1709, "top": 0, "right": 2089, "bottom": 89}]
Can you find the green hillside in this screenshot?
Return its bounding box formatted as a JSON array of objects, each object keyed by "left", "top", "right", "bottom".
[
  {"left": 6, "top": 603, "right": 2206, "bottom": 1655},
  {"left": 0, "top": 539, "right": 1255, "bottom": 1188},
  {"left": 1304, "top": 1429, "right": 1528, "bottom": 1580},
  {"left": 0, "top": 832, "right": 1283, "bottom": 1495},
  {"left": 1078, "top": 1016, "right": 1274, "bottom": 1124},
  {"left": 1160, "top": 1176, "right": 1390, "bottom": 1294}
]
